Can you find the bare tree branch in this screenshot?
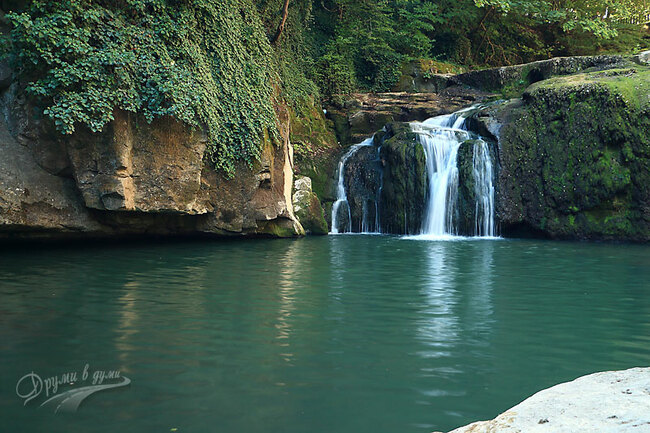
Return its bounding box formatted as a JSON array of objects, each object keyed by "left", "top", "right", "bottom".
[{"left": 271, "top": 0, "right": 290, "bottom": 45}]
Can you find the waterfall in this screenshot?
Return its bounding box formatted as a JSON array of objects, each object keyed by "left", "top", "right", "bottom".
[
  {"left": 411, "top": 107, "right": 496, "bottom": 238},
  {"left": 329, "top": 105, "right": 496, "bottom": 238},
  {"left": 472, "top": 138, "right": 495, "bottom": 237},
  {"left": 330, "top": 137, "right": 376, "bottom": 234}
]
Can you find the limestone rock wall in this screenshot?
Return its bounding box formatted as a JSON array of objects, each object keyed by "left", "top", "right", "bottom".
[{"left": 0, "top": 85, "right": 304, "bottom": 240}]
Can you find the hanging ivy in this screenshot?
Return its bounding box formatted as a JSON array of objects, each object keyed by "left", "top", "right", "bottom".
[{"left": 6, "top": 0, "right": 279, "bottom": 177}]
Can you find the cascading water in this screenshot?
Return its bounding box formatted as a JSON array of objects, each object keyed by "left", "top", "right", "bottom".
[
  {"left": 330, "top": 137, "right": 377, "bottom": 234},
  {"left": 329, "top": 105, "right": 496, "bottom": 238},
  {"left": 411, "top": 106, "right": 496, "bottom": 238},
  {"left": 472, "top": 138, "right": 495, "bottom": 237}
]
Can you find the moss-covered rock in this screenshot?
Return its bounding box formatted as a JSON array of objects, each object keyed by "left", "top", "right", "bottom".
[
  {"left": 292, "top": 176, "right": 328, "bottom": 235},
  {"left": 456, "top": 140, "right": 477, "bottom": 234},
  {"left": 393, "top": 60, "right": 465, "bottom": 93},
  {"left": 488, "top": 66, "right": 650, "bottom": 241},
  {"left": 378, "top": 122, "right": 428, "bottom": 234},
  {"left": 452, "top": 54, "right": 634, "bottom": 98},
  {"left": 290, "top": 101, "right": 340, "bottom": 214}
]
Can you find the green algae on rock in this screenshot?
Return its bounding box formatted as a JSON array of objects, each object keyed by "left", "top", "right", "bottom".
[{"left": 485, "top": 67, "right": 650, "bottom": 241}]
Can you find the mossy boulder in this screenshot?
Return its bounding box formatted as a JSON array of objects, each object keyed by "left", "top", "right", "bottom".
[
  {"left": 487, "top": 67, "right": 650, "bottom": 241},
  {"left": 292, "top": 176, "right": 328, "bottom": 235},
  {"left": 393, "top": 60, "right": 464, "bottom": 93},
  {"left": 456, "top": 140, "right": 478, "bottom": 234},
  {"left": 378, "top": 122, "right": 428, "bottom": 234}
]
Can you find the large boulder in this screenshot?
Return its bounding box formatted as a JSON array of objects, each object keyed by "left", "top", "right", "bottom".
[
  {"left": 292, "top": 176, "right": 328, "bottom": 235},
  {"left": 475, "top": 67, "right": 650, "bottom": 241},
  {"left": 438, "top": 367, "right": 650, "bottom": 433}
]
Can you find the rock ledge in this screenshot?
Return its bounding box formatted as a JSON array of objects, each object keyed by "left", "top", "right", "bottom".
[{"left": 437, "top": 367, "right": 650, "bottom": 433}]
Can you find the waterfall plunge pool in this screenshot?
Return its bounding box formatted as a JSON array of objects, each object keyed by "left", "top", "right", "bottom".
[{"left": 2, "top": 236, "right": 649, "bottom": 433}]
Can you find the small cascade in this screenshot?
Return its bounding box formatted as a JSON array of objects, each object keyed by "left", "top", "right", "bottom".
[
  {"left": 472, "top": 139, "right": 495, "bottom": 237},
  {"left": 330, "top": 137, "right": 380, "bottom": 234},
  {"left": 411, "top": 106, "right": 496, "bottom": 238}
]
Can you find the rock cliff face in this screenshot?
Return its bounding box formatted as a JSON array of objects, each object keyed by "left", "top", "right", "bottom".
[
  {"left": 475, "top": 66, "right": 650, "bottom": 241},
  {"left": 0, "top": 83, "right": 304, "bottom": 240},
  {"left": 2, "top": 52, "right": 648, "bottom": 241}
]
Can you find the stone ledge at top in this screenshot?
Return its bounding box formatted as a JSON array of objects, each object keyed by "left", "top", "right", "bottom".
[{"left": 396, "top": 54, "right": 637, "bottom": 95}]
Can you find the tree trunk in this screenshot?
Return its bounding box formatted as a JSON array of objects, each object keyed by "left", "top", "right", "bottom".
[{"left": 272, "top": 0, "right": 290, "bottom": 45}]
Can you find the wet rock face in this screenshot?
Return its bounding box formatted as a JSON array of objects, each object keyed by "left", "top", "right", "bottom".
[
  {"left": 456, "top": 140, "right": 478, "bottom": 235},
  {"left": 456, "top": 138, "right": 499, "bottom": 236},
  {"left": 343, "top": 145, "right": 383, "bottom": 233},
  {"left": 377, "top": 123, "right": 428, "bottom": 234},
  {"left": 0, "top": 88, "right": 303, "bottom": 239}
]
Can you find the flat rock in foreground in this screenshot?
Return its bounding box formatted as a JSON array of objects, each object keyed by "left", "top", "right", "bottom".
[{"left": 438, "top": 367, "right": 650, "bottom": 433}]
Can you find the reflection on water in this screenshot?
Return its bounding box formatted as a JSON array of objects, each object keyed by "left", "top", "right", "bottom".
[
  {"left": 418, "top": 242, "right": 459, "bottom": 356},
  {"left": 467, "top": 241, "right": 494, "bottom": 335},
  {"left": 0, "top": 237, "right": 649, "bottom": 433}
]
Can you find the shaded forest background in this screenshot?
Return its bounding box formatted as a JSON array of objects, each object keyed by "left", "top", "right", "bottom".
[{"left": 263, "top": 0, "right": 650, "bottom": 96}]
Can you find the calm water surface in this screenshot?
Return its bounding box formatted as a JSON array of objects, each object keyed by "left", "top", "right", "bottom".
[{"left": 1, "top": 236, "right": 649, "bottom": 433}]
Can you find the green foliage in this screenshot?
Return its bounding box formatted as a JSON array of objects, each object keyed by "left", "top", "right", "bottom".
[
  {"left": 6, "top": 0, "right": 279, "bottom": 177},
  {"left": 313, "top": 0, "right": 649, "bottom": 96},
  {"left": 4, "top": 0, "right": 648, "bottom": 179},
  {"left": 257, "top": 0, "right": 320, "bottom": 113},
  {"left": 315, "top": 0, "right": 440, "bottom": 94}
]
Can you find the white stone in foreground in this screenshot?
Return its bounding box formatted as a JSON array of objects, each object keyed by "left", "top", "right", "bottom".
[{"left": 437, "top": 367, "right": 650, "bottom": 433}]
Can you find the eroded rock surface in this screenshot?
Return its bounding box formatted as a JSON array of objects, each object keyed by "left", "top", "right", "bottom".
[
  {"left": 326, "top": 90, "right": 494, "bottom": 146},
  {"left": 438, "top": 367, "right": 650, "bottom": 433},
  {"left": 0, "top": 86, "right": 304, "bottom": 239}
]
